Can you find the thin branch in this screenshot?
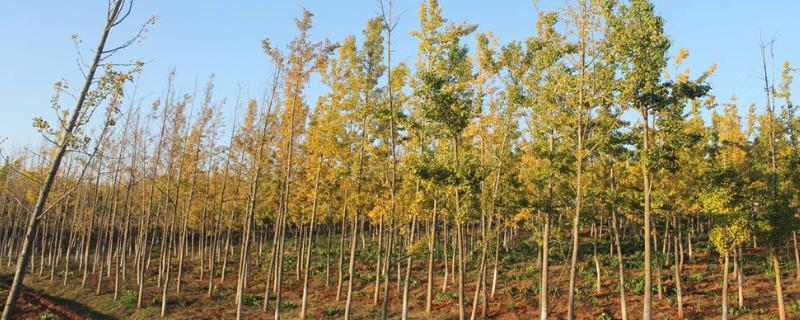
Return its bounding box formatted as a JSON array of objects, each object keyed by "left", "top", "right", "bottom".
[
  {"left": 101, "top": 15, "right": 157, "bottom": 61},
  {"left": 111, "top": 0, "right": 134, "bottom": 27},
  {"left": 0, "top": 151, "right": 44, "bottom": 185},
  {"left": 8, "top": 193, "right": 32, "bottom": 215},
  {"left": 72, "top": 36, "right": 89, "bottom": 78}
]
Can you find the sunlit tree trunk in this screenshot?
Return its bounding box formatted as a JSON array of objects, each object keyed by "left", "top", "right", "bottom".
[
  {"left": 426, "top": 198, "right": 438, "bottom": 314},
  {"left": 299, "top": 159, "right": 322, "bottom": 319},
  {"left": 722, "top": 252, "right": 729, "bottom": 320},
  {"left": 673, "top": 217, "right": 683, "bottom": 318}
]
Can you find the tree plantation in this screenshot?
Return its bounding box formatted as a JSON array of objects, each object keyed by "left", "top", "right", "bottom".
[{"left": 3, "top": 0, "right": 800, "bottom": 319}]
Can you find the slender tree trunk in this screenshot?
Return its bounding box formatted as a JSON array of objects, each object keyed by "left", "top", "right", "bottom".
[
  {"left": 380, "top": 221, "right": 395, "bottom": 320},
  {"left": 611, "top": 208, "right": 627, "bottom": 320},
  {"left": 722, "top": 252, "right": 729, "bottom": 320},
  {"left": 326, "top": 223, "right": 332, "bottom": 287},
  {"left": 736, "top": 246, "right": 743, "bottom": 307},
  {"left": 654, "top": 222, "right": 663, "bottom": 302},
  {"left": 442, "top": 221, "right": 449, "bottom": 293},
  {"left": 299, "top": 160, "right": 322, "bottom": 320},
  {"left": 673, "top": 217, "right": 683, "bottom": 318},
  {"left": 82, "top": 169, "right": 102, "bottom": 289},
  {"left": 160, "top": 216, "right": 175, "bottom": 318},
  {"left": 344, "top": 204, "right": 360, "bottom": 320},
  {"left": 453, "top": 136, "right": 466, "bottom": 320},
  {"left": 336, "top": 194, "right": 348, "bottom": 301},
  {"left": 539, "top": 213, "right": 550, "bottom": 320},
  {"left": 401, "top": 214, "right": 417, "bottom": 320},
  {"left": 373, "top": 210, "right": 384, "bottom": 305},
  {"left": 641, "top": 107, "right": 653, "bottom": 320},
  {"left": 426, "top": 198, "right": 438, "bottom": 314},
  {"left": 793, "top": 232, "right": 800, "bottom": 281},
  {"left": 177, "top": 153, "right": 199, "bottom": 294},
  {"left": 490, "top": 227, "right": 500, "bottom": 299},
  {"left": 593, "top": 222, "right": 601, "bottom": 295},
  {"left": 773, "top": 253, "right": 786, "bottom": 320},
  {"left": 567, "top": 152, "right": 583, "bottom": 320}
]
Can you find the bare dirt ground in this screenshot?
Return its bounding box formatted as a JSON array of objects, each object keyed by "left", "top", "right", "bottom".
[{"left": 2, "top": 242, "right": 799, "bottom": 319}]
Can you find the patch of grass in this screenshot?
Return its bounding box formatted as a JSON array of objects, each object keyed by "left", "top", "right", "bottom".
[
  {"left": 661, "top": 282, "right": 676, "bottom": 297},
  {"left": 119, "top": 289, "right": 137, "bottom": 308},
  {"left": 509, "top": 286, "right": 520, "bottom": 297},
  {"left": 789, "top": 299, "right": 800, "bottom": 315},
  {"left": 39, "top": 311, "right": 55, "bottom": 320},
  {"left": 509, "top": 271, "right": 526, "bottom": 282},
  {"left": 729, "top": 304, "right": 749, "bottom": 316},
  {"left": 579, "top": 264, "right": 594, "bottom": 281},
  {"left": 624, "top": 252, "right": 646, "bottom": 270},
  {"left": 524, "top": 285, "right": 538, "bottom": 297},
  {"left": 626, "top": 277, "right": 645, "bottom": 295},
  {"left": 57, "top": 270, "right": 75, "bottom": 278},
  {"left": 359, "top": 272, "right": 376, "bottom": 282},
  {"left": 281, "top": 300, "right": 297, "bottom": 310},
  {"left": 434, "top": 291, "right": 457, "bottom": 301},
  {"left": 575, "top": 284, "right": 587, "bottom": 297},
  {"left": 323, "top": 305, "right": 344, "bottom": 318},
  {"left": 596, "top": 312, "right": 613, "bottom": 320},
  {"left": 244, "top": 293, "right": 261, "bottom": 306},
  {"left": 174, "top": 297, "right": 188, "bottom": 308},
  {"left": 690, "top": 272, "right": 704, "bottom": 283}
]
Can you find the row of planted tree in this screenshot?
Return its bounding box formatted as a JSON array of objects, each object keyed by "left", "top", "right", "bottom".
[{"left": 1, "top": 0, "right": 799, "bottom": 319}]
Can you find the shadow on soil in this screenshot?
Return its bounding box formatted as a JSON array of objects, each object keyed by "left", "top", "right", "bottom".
[
  {"left": 1, "top": 273, "right": 116, "bottom": 320},
  {"left": 38, "top": 291, "right": 117, "bottom": 320}
]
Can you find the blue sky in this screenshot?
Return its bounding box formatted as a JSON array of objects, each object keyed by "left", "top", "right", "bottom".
[{"left": 1, "top": 1, "right": 799, "bottom": 149}]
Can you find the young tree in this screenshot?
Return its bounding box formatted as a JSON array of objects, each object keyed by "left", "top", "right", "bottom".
[
  {"left": 661, "top": 98, "right": 709, "bottom": 317},
  {"left": 343, "top": 15, "right": 384, "bottom": 320},
  {"left": 599, "top": 137, "right": 633, "bottom": 320},
  {"left": 267, "top": 9, "right": 333, "bottom": 319},
  {"left": 776, "top": 62, "right": 800, "bottom": 282},
  {"left": 498, "top": 12, "right": 564, "bottom": 319},
  {"left": 704, "top": 101, "right": 751, "bottom": 320},
  {"left": 649, "top": 48, "right": 714, "bottom": 317},
  {"left": 555, "top": 2, "right": 618, "bottom": 317},
  {"left": 610, "top": 2, "right": 710, "bottom": 317},
  {"left": 298, "top": 30, "right": 352, "bottom": 319},
  {"left": 749, "top": 41, "right": 797, "bottom": 320},
  {"left": 1, "top": 1, "right": 152, "bottom": 318},
  {"left": 608, "top": 3, "right": 668, "bottom": 317},
  {"left": 412, "top": 2, "right": 477, "bottom": 319}
]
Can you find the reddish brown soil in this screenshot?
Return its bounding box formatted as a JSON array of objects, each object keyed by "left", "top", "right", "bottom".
[
  {"left": 3, "top": 245, "right": 800, "bottom": 319},
  {"left": 0, "top": 276, "right": 90, "bottom": 320}
]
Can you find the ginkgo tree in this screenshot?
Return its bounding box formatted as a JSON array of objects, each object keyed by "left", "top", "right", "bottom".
[
  {"left": 704, "top": 101, "right": 751, "bottom": 320},
  {"left": 1, "top": 1, "right": 151, "bottom": 318},
  {"left": 412, "top": 1, "right": 478, "bottom": 319}
]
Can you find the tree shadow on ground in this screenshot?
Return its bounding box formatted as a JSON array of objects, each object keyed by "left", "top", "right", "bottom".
[{"left": 37, "top": 291, "right": 117, "bottom": 320}]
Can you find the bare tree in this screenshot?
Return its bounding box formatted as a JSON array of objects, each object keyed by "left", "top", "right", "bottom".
[{"left": 1, "top": 1, "right": 154, "bottom": 318}]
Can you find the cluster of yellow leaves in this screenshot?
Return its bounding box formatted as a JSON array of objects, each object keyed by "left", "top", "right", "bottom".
[{"left": 709, "top": 219, "right": 750, "bottom": 255}]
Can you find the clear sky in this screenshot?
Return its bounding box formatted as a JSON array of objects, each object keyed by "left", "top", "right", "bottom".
[{"left": 1, "top": 1, "right": 799, "bottom": 149}]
